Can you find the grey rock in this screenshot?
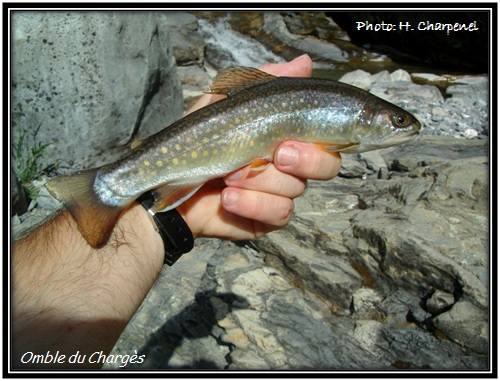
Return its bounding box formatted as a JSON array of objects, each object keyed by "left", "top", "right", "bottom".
[
  {"left": 11, "top": 168, "right": 28, "bottom": 216},
  {"left": 426, "top": 290, "right": 455, "bottom": 314},
  {"left": 432, "top": 301, "right": 489, "bottom": 355},
  {"left": 351, "top": 287, "right": 383, "bottom": 313},
  {"left": 34, "top": 182, "right": 61, "bottom": 211},
  {"left": 106, "top": 136, "right": 488, "bottom": 370},
  {"left": 176, "top": 65, "right": 212, "bottom": 89},
  {"left": 357, "top": 151, "right": 387, "bottom": 178},
  {"left": 161, "top": 12, "right": 205, "bottom": 66},
  {"left": 263, "top": 13, "right": 349, "bottom": 64},
  {"left": 370, "top": 82, "right": 444, "bottom": 104},
  {"left": 462, "top": 128, "right": 479, "bottom": 139},
  {"left": 390, "top": 69, "right": 412, "bottom": 82},
  {"left": 378, "top": 290, "right": 428, "bottom": 325},
  {"left": 338, "top": 69, "right": 372, "bottom": 89},
  {"left": 281, "top": 12, "right": 350, "bottom": 42},
  {"left": 371, "top": 70, "right": 392, "bottom": 85},
  {"left": 446, "top": 76, "right": 488, "bottom": 96},
  {"left": 12, "top": 12, "right": 183, "bottom": 171},
  {"left": 176, "top": 65, "right": 213, "bottom": 110},
  {"left": 339, "top": 154, "right": 371, "bottom": 178}
]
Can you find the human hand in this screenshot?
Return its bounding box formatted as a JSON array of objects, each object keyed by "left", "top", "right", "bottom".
[{"left": 177, "top": 55, "right": 342, "bottom": 240}]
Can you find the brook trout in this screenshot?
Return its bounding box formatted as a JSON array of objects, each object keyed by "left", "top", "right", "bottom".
[{"left": 46, "top": 67, "right": 421, "bottom": 248}]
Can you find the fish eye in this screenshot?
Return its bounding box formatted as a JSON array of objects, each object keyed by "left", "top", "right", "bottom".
[{"left": 392, "top": 113, "right": 411, "bottom": 128}]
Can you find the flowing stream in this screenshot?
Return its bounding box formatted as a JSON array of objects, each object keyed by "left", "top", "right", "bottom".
[
  {"left": 197, "top": 15, "right": 479, "bottom": 80},
  {"left": 197, "top": 16, "right": 285, "bottom": 69}
]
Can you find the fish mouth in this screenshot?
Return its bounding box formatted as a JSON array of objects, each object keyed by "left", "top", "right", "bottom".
[
  {"left": 396, "top": 130, "right": 420, "bottom": 144},
  {"left": 384, "top": 129, "right": 420, "bottom": 146}
]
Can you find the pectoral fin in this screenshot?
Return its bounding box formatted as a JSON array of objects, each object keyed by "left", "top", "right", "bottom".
[
  {"left": 313, "top": 142, "right": 360, "bottom": 153},
  {"left": 249, "top": 158, "right": 272, "bottom": 172}
]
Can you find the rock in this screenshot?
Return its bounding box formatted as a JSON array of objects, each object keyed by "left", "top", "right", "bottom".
[
  {"left": 390, "top": 69, "right": 412, "bottom": 82},
  {"left": 339, "top": 154, "right": 371, "bottom": 178},
  {"left": 176, "top": 65, "right": 213, "bottom": 110},
  {"left": 338, "top": 69, "right": 372, "bottom": 89},
  {"left": 371, "top": 70, "right": 391, "bottom": 84},
  {"left": 176, "top": 65, "right": 212, "bottom": 89},
  {"left": 446, "top": 76, "right": 489, "bottom": 96},
  {"left": 351, "top": 287, "right": 383, "bottom": 313},
  {"left": 11, "top": 168, "right": 28, "bottom": 216},
  {"left": 106, "top": 134, "right": 488, "bottom": 369},
  {"left": 426, "top": 290, "right": 455, "bottom": 314},
  {"left": 357, "top": 151, "right": 387, "bottom": 179},
  {"left": 370, "top": 82, "right": 443, "bottom": 104},
  {"left": 282, "top": 12, "right": 350, "bottom": 42},
  {"left": 378, "top": 290, "right": 429, "bottom": 325},
  {"left": 263, "top": 13, "right": 349, "bottom": 64},
  {"left": 33, "top": 180, "right": 61, "bottom": 211},
  {"left": 462, "top": 128, "right": 479, "bottom": 139},
  {"left": 432, "top": 301, "right": 489, "bottom": 354},
  {"left": 161, "top": 12, "right": 205, "bottom": 66},
  {"left": 12, "top": 12, "right": 183, "bottom": 171}
]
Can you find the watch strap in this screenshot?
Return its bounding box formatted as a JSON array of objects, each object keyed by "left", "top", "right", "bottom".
[{"left": 138, "top": 192, "right": 194, "bottom": 266}]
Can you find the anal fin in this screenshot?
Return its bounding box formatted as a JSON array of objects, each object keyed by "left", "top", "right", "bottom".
[
  {"left": 131, "top": 137, "right": 146, "bottom": 150},
  {"left": 150, "top": 183, "right": 204, "bottom": 214}
]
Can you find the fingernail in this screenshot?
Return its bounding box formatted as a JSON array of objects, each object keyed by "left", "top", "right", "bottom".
[
  {"left": 277, "top": 145, "right": 299, "bottom": 167},
  {"left": 222, "top": 189, "right": 239, "bottom": 207}
]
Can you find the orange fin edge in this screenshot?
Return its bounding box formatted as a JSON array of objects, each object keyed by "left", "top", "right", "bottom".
[{"left": 249, "top": 158, "right": 272, "bottom": 172}]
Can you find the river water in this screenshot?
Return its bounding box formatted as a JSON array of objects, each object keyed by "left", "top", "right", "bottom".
[
  {"left": 197, "top": 16, "right": 285, "bottom": 69},
  {"left": 197, "top": 15, "right": 480, "bottom": 80}
]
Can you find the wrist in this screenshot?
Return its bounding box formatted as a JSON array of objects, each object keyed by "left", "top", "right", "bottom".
[
  {"left": 119, "top": 202, "right": 165, "bottom": 270},
  {"left": 137, "top": 193, "right": 194, "bottom": 266}
]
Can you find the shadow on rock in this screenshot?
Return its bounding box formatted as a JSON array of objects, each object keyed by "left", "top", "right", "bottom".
[{"left": 126, "top": 290, "right": 250, "bottom": 369}]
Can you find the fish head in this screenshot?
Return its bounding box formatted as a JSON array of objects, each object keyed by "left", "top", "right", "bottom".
[{"left": 351, "top": 100, "right": 422, "bottom": 153}]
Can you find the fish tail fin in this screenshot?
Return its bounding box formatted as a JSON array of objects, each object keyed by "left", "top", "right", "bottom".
[{"left": 45, "top": 169, "right": 126, "bottom": 248}]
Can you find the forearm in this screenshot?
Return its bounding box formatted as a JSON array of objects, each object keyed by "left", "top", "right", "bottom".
[{"left": 12, "top": 202, "right": 164, "bottom": 368}]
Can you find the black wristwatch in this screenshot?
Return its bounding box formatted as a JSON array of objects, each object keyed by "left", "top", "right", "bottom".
[{"left": 138, "top": 191, "right": 194, "bottom": 266}]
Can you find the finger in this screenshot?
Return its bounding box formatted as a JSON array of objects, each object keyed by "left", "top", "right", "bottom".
[
  {"left": 274, "top": 141, "right": 342, "bottom": 181},
  {"left": 221, "top": 187, "right": 294, "bottom": 229},
  {"left": 259, "top": 54, "right": 313, "bottom": 77},
  {"left": 224, "top": 164, "right": 306, "bottom": 199},
  {"left": 185, "top": 93, "right": 226, "bottom": 115}
]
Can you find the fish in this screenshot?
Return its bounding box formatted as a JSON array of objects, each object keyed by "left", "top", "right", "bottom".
[{"left": 46, "top": 66, "right": 421, "bottom": 248}]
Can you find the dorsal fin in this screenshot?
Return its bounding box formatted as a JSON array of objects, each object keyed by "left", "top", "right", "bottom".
[{"left": 205, "top": 67, "right": 277, "bottom": 96}]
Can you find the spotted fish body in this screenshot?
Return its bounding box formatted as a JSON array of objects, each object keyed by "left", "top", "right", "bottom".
[{"left": 46, "top": 67, "right": 421, "bottom": 248}]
